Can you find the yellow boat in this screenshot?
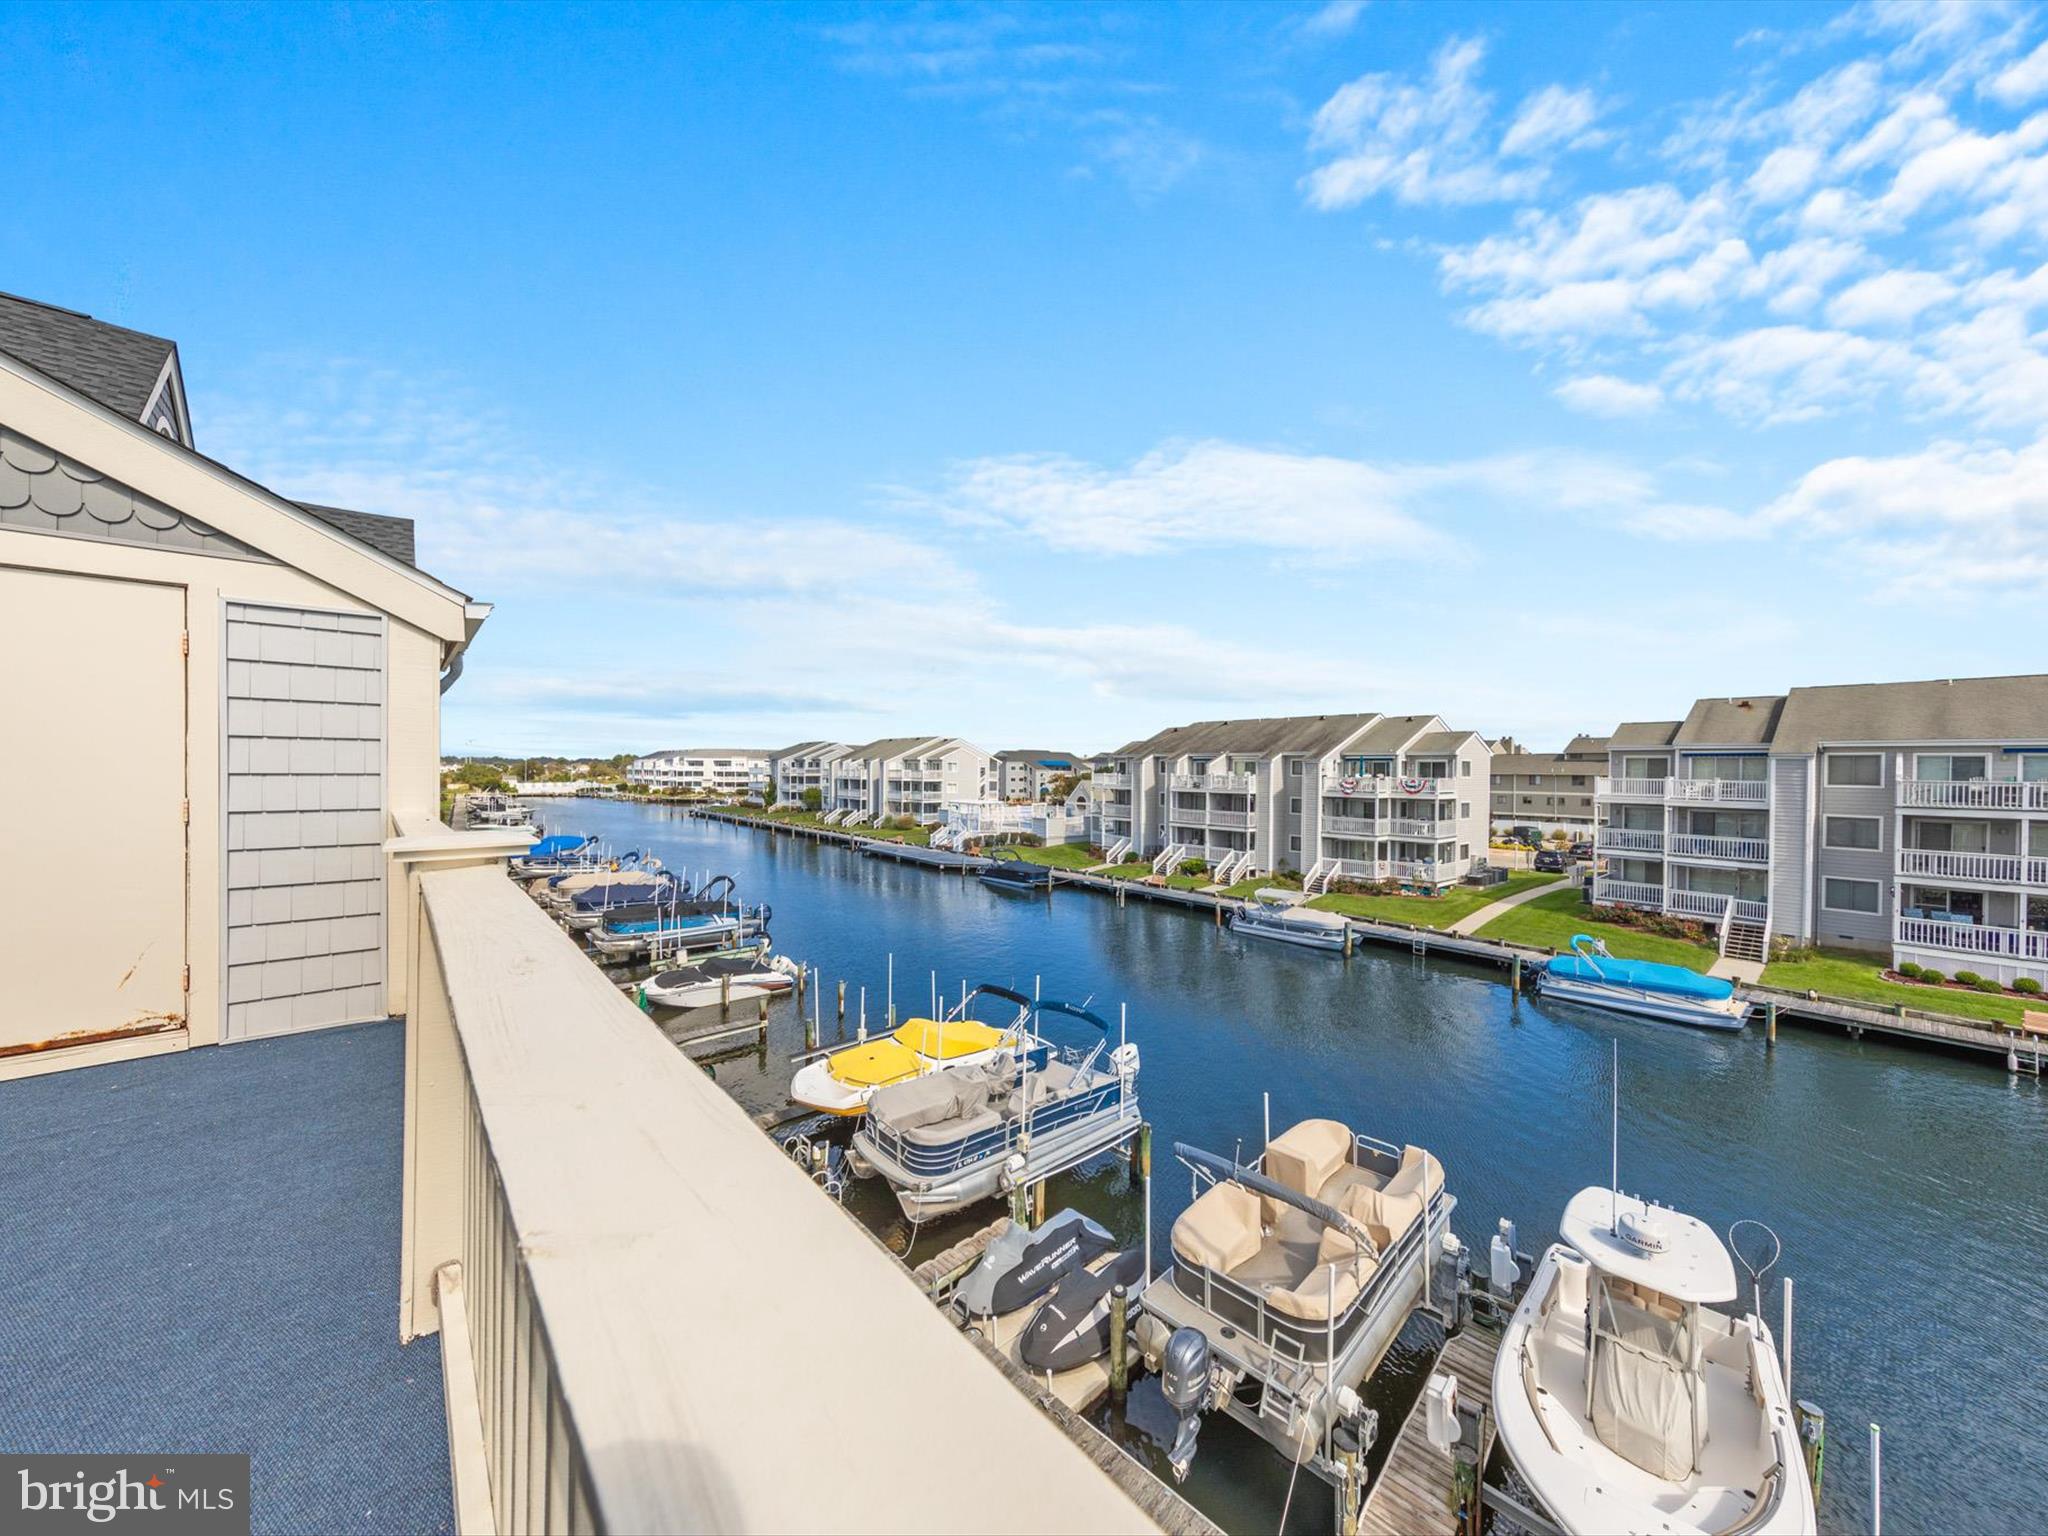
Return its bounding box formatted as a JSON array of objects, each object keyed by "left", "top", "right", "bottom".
[{"left": 789, "top": 989, "right": 1031, "bottom": 1116}]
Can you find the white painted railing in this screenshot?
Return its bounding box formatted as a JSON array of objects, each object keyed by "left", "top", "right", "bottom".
[
  {"left": 1594, "top": 879, "right": 1664, "bottom": 909},
  {"left": 1169, "top": 771, "right": 1254, "bottom": 792},
  {"left": 1324, "top": 814, "right": 1379, "bottom": 838},
  {"left": 398, "top": 850, "right": 1150, "bottom": 1534},
  {"left": 1596, "top": 777, "right": 1666, "bottom": 799},
  {"left": 1897, "top": 849, "right": 2048, "bottom": 885},
  {"left": 1322, "top": 774, "right": 1444, "bottom": 798},
  {"left": 1385, "top": 817, "right": 1447, "bottom": 839},
  {"left": 1899, "top": 778, "right": 2048, "bottom": 811},
  {"left": 1206, "top": 809, "right": 1252, "bottom": 830},
  {"left": 1668, "top": 833, "right": 1769, "bottom": 863},
  {"left": 1897, "top": 916, "right": 2048, "bottom": 961},
  {"left": 1666, "top": 888, "right": 1768, "bottom": 922},
  {"left": 1597, "top": 828, "right": 1664, "bottom": 853},
  {"left": 1092, "top": 770, "right": 1131, "bottom": 789},
  {"left": 1666, "top": 778, "right": 1768, "bottom": 805}
]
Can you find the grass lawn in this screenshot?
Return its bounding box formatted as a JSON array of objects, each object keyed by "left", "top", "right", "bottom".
[
  {"left": 704, "top": 806, "right": 933, "bottom": 846},
  {"left": 1159, "top": 874, "right": 1211, "bottom": 891},
  {"left": 1003, "top": 842, "right": 1101, "bottom": 870},
  {"left": 1474, "top": 887, "right": 1720, "bottom": 970},
  {"left": 1306, "top": 871, "right": 1562, "bottom": 928},
  {"left": 1760, "top": 947, "right": 2036, "bottom": 1028},
  {"left": 1099, "top": 862, "right": 1158, "bottom": 880}
]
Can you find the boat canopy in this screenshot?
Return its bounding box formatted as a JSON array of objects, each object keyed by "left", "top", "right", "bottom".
[
  {"left": 827, "top": 1017, "right": 1016, "bottom": 1090},
  {"left": 1559, "top": 1187, "right": 1738, "bottom": 1303},
  {"left": 1547, "top": 938, "right": 1733, "bottom": 1002},
  {"left": 525, "top": 834, "right": 587, "bottom": 858}
]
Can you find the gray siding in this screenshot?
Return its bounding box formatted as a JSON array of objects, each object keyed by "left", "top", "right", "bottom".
[
  {"left": 223, "top": 602, "right": 386, "bottom": 1039},
  {"left": 1769, "top": 758, "right": 1810, "bottom": 943},
  {"left": 1812, "top": 750, "right": 1894, "bottom": 951},
  {"left": 0, "top": 423, "right": 268, "bottom": 559}
]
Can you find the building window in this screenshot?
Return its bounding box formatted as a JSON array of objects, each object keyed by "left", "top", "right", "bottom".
[
  {"left": 1459, "top": 802, "right": 1470, "bottom": 818},
  {"left": 1289, "top": 835, "right": 1301, "bottom": 851},
  {"left": 1822, "top": 877, "right": 1881, "bottom": 914},
  {"left": 1826, "top": 754, "right": 1882, "bottom": 787},
  {"left": 1289, "top": 796, "right": 1302, "bottom": 814},
  {"left": 1824, "top": 816, "right": 1881, "bottom": 851},
  {"left": 1290, "top": 760, "right": 1303, "bottom": 777},
  {"left": 1460, "top": 843, "right": 1470, "bottom": 859},
  {"left": 1915, "top": 753, "right": 1989, "bottom": 783}
]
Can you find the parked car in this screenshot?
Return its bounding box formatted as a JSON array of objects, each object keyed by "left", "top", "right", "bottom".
[
  {"left": 1568, "top": 840, "right": 1594, "bottom": 860},
  {"left": 1533, "top": 848, "right": 1566, "bottom": 872},
  {"left": 1509, "top": 826, "right": 1544, "bottom": 848}
]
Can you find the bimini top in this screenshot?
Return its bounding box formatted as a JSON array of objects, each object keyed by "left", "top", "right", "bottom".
[
  {"left": 1560, "top": 1187, "right": 1738, "bottom": 1304},
  {"left": 1548, "top": 938, "right": 1733, "bottom": 1002},
  {"left": 827, "top": 1017, "right": 1017, "bottom": 1089},
  {"left": 525, "top": 834, "right": 588, "bottom": 859}
]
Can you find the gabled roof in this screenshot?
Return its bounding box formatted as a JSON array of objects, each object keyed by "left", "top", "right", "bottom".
[
  {"left": 1492, "top": 753, "right": 1584, "bottom": 773},
  {"left": 846, "top": 735, "right": 939, "bottom": 759},
  {"left": 293, "top": 500, "right": 416, "bottom": 567},
  {"left": 0, "top": 292, "right": 175, "bottom": 423},
  {"left": 770, "top": 740, "right": 849, "bottom": 760},
  {"left": 1114, "top": 713, "right": 1383, "bottom": 760},
  {"left": 1408, "top": 728, "right": 1479, "bottom": 755},
  {"left": 995, "top": 749, "right": 1080, "bottom": 766},
  {"left": 1675, "top": 695, "right": 1785, "bottom": 747},
  {"left": 1563, "top": 733, "right": 1611, "bottom": 757},
  {"left": 1771, "top": 674, "right": 2048, "bottom": 753},
  {"left": 1609, "top": 720, "right": 1682, "bottom": 747},
  {"left": 1350, "top": 714, "right": 1440, "bottom": 754}
]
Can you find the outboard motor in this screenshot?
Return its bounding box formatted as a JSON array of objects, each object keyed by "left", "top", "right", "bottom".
[
  {"left": 1489, "top": 1224, "right": 1521, "bottom": 1299},
  {"left": 1111, "top": 1041, "right": 1140, "bottom": 1081},
  {"left": 1161, "top": 1326, "right": 1210, "bottom": 1481}
]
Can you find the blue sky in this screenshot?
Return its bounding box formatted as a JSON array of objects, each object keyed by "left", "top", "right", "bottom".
[{"left": 8, "top": 0, "right": 2048, "bottom": 754}]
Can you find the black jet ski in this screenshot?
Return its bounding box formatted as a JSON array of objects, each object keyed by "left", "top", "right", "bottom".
[
  {"left": 953, "top": 1209, "right": 1116, "bottom": 1320},
  {"left": 1019, "top": 1247, "right": 1146, "bottom": 1372}
]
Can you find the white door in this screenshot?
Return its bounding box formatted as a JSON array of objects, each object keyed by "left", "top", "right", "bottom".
[
  {"left": 0, "top": 567, "right": 187, "bottom": 1051},
  {"left": 222, "top": 601, "right": 386, "bottom": 1040}
]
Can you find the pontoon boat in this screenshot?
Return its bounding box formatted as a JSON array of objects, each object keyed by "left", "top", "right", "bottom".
[
  {"left": 1491, "top": 1187, "right": 1816, "bottom": 1535},
  {"left": 1536, "top": 935, "right": 1750, "bottom": 1031},
  {"left": 978, "top": 848, "right": 1053, "bottom": 893},
  {"left": 850, "top": 997, "right": 1141, "bottom": 1219},
  {"left": 1230, "top": 901, "right": 1348, "bottom": 951},
  {"left": 788, "top": 983, "right": 1034, "bottom": 1117}
]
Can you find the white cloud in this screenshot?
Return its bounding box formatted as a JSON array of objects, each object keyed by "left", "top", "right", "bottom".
[
  {"left": 1824, "top": 267, "right": 1957, "bottom": 327},
  {"left": 1304, "top": 36, "right": 1553, "bottom": 208},
  {"left": 1297, "top": 1, "right": 1367, "bottom": 41},
  {"left": 1988, "top": 39, "right": 2048, "bottom": 105},
  {"left": 1554, "top": 374, "right": 1664, "bottom": 417},
  {"left": 1665, "top": 325, "right": 1914, "bottom": 424},
  {"left": 1501, "top": 85, "right": 1604, "bottom": 159},
  {"left": 1748, "top": 144, "right": 1824, "bottom": 203}
]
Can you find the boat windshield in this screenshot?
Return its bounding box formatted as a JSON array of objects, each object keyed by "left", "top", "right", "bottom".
[{"left": 1585, "top": 1273, "right": 1704, "bottom": 1481}]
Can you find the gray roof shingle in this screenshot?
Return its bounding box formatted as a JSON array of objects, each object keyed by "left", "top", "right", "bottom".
[
  {"left": 1675, "top": 695, "right": 1785, "bottom": 747},
  {"left": 1114, "top": 713, "right": 1384, "bottom": 760},
  {"left": 1609, "top": 720, "right": 1683, "bottom": 747},
  {"left": 293, "top": 501, "right": 417, "bottom": 567},
  {"left": 0, "top": 292, "right": 174, "bottom": 421},
  {"left": 1772, "top": 674, "right": 2048, "bottom": 752}
]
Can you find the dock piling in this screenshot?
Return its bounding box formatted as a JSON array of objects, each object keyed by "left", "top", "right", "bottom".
[
  {"left": 1108, "top": 1284, "right": 1128, "bottom": 1394},
  {"left": 1766, "top": 999, "right": 1778, "bottom": 1046},
  {"left": 720, "top": 973, "right": 731, "bottom": 1013},
  {"left": 1510, "top": 953, "right": 1521, "bottom": 995},
  {"left": 837, "top": 979, "right": 846, "bottom": 1020}
]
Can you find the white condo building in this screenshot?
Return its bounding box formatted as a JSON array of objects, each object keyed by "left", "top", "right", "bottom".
[
  {"left": 1092, "top": 713, "right": 1491, "bottom": 891},
  {"left": 768, "top": 741, "right": 851, "bottom": 807},
  {"left": 830, "top": 736, "right": 995, "bottom": 821},
  {"left": 626, "top": 748, "right": 771, "bottom": 797},
  {"left": 1592, "top": 675, "right": 2048, "bottom": 982}
]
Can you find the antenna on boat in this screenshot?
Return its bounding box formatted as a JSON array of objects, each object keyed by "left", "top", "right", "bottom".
[{"left": 1610, "top": 1039, "right": 1621, "bottom": 1237}]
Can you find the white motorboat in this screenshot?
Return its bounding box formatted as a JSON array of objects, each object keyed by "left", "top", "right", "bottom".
[
  {"left": 1492, "top": 1187, "right": 1817, "bottom": 1536},
  {"left": 1535, "top": 935, "right": 1750, "bottom": 1031},
  {"left": 1229, "top": 901, "right": 1349, "bottom": 951},
  {"left": 637, "top": 953, "right": 800, "bottom": 1010}
]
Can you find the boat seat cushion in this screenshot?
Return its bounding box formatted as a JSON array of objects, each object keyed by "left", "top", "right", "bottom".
[
  {"left": 1005, "top": 1060, "right": 1085, "bottom": 1117},
  {"left": 901, "top": 1105, "right": 1003, "bottom": 1146},
  {"left": 1264, "top": 1260, "right": 1364, "bottom": 1321},
  {"left": 1341, "top": 1147, "right": 1442, "bottom": 1247},
  {"left": 1171, "top": 1182, "right": 1264, "bottom": 1275},
  {"left": 1264, "top": 1119, "right": 1353, "bottom": 1206}
]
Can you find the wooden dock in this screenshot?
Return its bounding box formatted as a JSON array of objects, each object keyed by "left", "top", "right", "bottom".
[{"left": 1361, "top": 1324, "right": 1501, "bottom": 1536}]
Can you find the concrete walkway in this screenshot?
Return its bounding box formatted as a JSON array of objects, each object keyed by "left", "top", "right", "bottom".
[
  {"left": 1449, "top": 877, "right": 1566, "bottom": 935},
  {"left": 1711, "top": 956, "right": 1765, "bottom": 984}
]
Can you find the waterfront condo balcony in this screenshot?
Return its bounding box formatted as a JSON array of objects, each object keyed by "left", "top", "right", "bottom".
[
  {"left": 1667, "top": 832, "right": 1770, "bottom": 863},
  {"left": 1169, "top": 770, "right": 1254, "bottom": 792},
  {"left": 1093, "top": 769, "right": 1131, "bottom": 789},
  {"left": 1898, "top": 777, "right": 2048, "bottom": 812},
  {"left": 1897, "top": 915, "right": 2048, "bottom": 964},
  {"left": 1666, "top": 777, "right": 1769, "bottom": 805},
  {"left": 1323, "top": 772, "right": 1443, "bottom": 799},
  {"left": 1594, "top": 877, "right": 1665, "bottom": 910},
  {"left": 1597, "top": 827, "right": 1665, "bottom": 854},
  {"left": 1205, "top": 808, "right": 1253, "bottom": 830},
  {"left": 1384, "top": 817, "right": 1447, "bottom": 839},
  {"left": 1325, "top": 813, "right": 1378, "bottom": 838},
  {"left": 1596, "top": 776, "right": 1666, "bottom": 799},
  {"left": 1897, "top": 849, "right": 2048, "bottom": 886},
  {"left": 1668, "top": 887, "right": 1768, "bottom": 923}
]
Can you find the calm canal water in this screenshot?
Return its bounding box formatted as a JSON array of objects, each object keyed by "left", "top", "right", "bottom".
[{"left": 542, "top": 799, "right": 2046, "bottom": 1535}]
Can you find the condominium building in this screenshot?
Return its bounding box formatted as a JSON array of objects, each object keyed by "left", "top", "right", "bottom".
[
  {"left": 626, "top": 748, "right": 771, "bottom": 797},
  {"left": 1489, "top": 733, "right": 1609, "bottom": 836},
  {"left": 768, "top": 740, "right": 851, "bottom": 806},
  {"left": 1591, "top": 675, "right": 2048, "bottom": 981},
  {"left": 992, "top": 749, "right": 1083, "bottom": 802},
  {"left": 832, "top": 736, "right": 995, "bottom": 821},
  {"left": 1094, "top": 712, "right": 1491, "bottom": 890}
]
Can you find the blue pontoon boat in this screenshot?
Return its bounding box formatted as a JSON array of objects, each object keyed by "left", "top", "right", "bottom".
[{"left": 1534, "top": 934, "right": 1750, "bottom": 1031}]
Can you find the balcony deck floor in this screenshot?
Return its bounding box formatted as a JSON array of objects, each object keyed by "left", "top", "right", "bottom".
[{"left": 0, "top": 1020, "right": 451, "bottom": 1535}]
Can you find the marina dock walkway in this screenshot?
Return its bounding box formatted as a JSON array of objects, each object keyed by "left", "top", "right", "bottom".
[{"left": 1361, "top": 1324, "right": 1500, "bottom": 1536}]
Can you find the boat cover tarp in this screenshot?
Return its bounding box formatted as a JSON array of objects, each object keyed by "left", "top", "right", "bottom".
[
  {"left": 1590, "top": 1291, "right": 1700, "bottom": 1480},
  {"left": 1546, "top": 952, "right": 1733, "bottom": 1001},
  {"left": 525, "top": 835, "right": 587, "bottom": 858}
]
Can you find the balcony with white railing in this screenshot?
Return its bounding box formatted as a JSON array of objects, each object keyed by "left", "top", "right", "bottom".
[
  {"left": 1385, "top": 817, "right": 1447, "bottom": 840},
  {"left": 1597, "top": 827, "right": 1665, "bottom": 853},
  {"left": 1596, "top": 777, "right": 1666, "bottom": 800},
  {"left": 1323, "top": 814, "right": 1379, "bottom": 839},
  {"left": 1898, "top": 849, "right": 2048, "bottom": 886},
  {"left": 1169, "top": 771, "right": 1254, "bottom": 793},
  {"left": 1667, "top": 887, "right": 1768, "bottom": 923},
  {"left": 1594, "top": 878, "right": 1665, "bottom": 910},
  {"left": 1666, "top": 778, "right": 1769, "bottom": 805},
  {"left": 1206, "top": 809, "right": 1252, "bottom": 830},
  {"left": 1668, "top": 833, "right": 1769, "bottom": 863},
  {"left": 1896, "top": 916, "right": 2048, "bottom": 963},
  {"left": 1092, "top": 770, "right": 1131, "bottom": 789},
  {"left": 395, "top": 827, "right": 1153, "bottom": 1534},
  {"left": 1322, "top": 773, "right": 1444, "bottom": 799},
  {"left": 1899, "top": 777, "right": 2048, "bottom": 812}
]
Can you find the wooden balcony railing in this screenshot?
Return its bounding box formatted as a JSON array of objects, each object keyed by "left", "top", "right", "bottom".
[{"left": 393, "top": 820, "right": 1151, "bottom": 1534}]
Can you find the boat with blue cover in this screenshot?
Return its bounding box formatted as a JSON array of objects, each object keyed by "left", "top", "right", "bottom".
[
  {"left": 850, "top": 995, "right": 1140, "bottom": 1220},
  {"left": 511, "top": 834, "right": 605, "bottom": 877},
  {"left": 1535, "top": 935, "right": 1750, "bottom": 1031},
  {"left": 978, "top": 847, "right": 1053, "bottom": 893}
]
